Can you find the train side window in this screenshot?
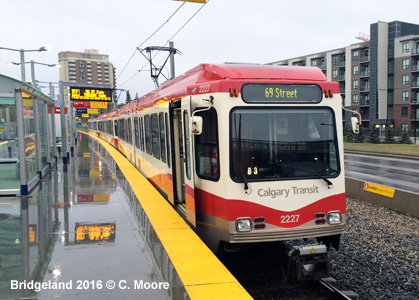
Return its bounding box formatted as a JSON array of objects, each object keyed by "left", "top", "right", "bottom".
[
  {"left": 140, "top": 117, "right": 145, "bottom": 152},
  {"left": 114, "top": 120, "right": 118, "bottom": 136},
  {"left": 165, "top": 113, "right": 171, "bottom": 168},
  {"left": 128, "top": 118, "right": 132, "bottom": 144},
  {"left": 134, "top": 117, "right": 140, "bottom": 148},
  {"left": 144, "top": 115, "right": 152, "bottom": 154},
  {"left": 159, "top": 113, "right": 166, "bottom": 163},
  {"left": 194, "top": 108, "right": 219, "bottom": 181},
  {"left": 183, "top": 110, "right": 191, "bottom": 180},
  {"left": 151, "top": 114, "right": 160, "bottom": 159}
]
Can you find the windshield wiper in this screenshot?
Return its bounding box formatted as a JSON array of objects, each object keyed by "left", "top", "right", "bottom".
[
  {"left": 234, "top": 113, "right": 250, "bottom": 194},
  {"left": 270, "top": 162, "right": 334, "bottom": 189}
]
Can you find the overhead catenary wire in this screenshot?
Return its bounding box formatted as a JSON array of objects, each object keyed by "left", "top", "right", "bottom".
[
  {"left": 116, "top": 2, "right": 186, "bottom": 81},
  {"left": 119, "top": 0, "right": 210, "bottom": 89}
]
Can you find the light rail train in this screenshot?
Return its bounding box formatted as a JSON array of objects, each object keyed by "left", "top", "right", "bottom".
[{"left": 88, "top": 64, "right": 349, "bottom": 279}]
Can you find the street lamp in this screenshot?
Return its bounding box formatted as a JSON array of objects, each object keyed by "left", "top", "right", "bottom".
[
  {"left": 0, "top": 46, "right": 52, "bottom": 82},
  {"left": 8, "top": 60, "right": 60, "bottom": 90}
]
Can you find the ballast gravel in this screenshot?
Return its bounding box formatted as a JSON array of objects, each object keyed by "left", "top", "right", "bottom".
[{"left": 328, "top": 197, "right": 419, "bottom": 300}]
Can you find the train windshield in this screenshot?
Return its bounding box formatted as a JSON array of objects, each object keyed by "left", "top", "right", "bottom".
[{"left": 230, "top": 108, "right": 339, "bottom": 181}]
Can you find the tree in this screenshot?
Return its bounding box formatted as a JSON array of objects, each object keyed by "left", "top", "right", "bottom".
[
  {"left": 399, "top": 129, "right": 412, "bottom": 144},
  {"left": 125, "top": 90, "right": 132, "bottom": 105},
  {"left": 344, "top": 125, "right": 355, "bottom": 142},
  {"left": 384, "top": 123, "right": 396, "bottom": 144},
  {"left": 367, "top": 124, "right": 380, "bottom": 144}
]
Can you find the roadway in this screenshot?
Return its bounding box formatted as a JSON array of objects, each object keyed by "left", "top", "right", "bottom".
[{"left": 344, "top": 151, "right": 419, "bottom": 194}]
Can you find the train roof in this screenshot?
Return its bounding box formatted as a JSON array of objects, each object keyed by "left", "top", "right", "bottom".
[{"left": 114, "top": 63, "right": 336, "bottom": 115}]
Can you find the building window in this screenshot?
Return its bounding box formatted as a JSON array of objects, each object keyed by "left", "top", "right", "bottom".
[
  {"left": 402, "top": 75, "right": 409, "bottom": 85},
  {"left": 401, "top": 107, "right": 408, "bottom": 117},
  {"left": 353, "top": 80, "right": 359, "bottom": 89},
  {"left": 353, "top": 50, "right": 359, "bottom": 60},
  {"left": 311, "top": 60, "right": 317, "bottom": 66},
  {"left": 332, "top": 69, "right": 338, "bottom": 79},
  {"left": 352, "top": 94, "right": 359, "bottom": 103},
  {"left": 353, "top": 65, "right": 359, "bottom": 75},
  {"left": 332, "top": 56, "right": 338, "bottom": 65},
  {"left": 402, "top": 59, "right": 410, "bottom": 69},
  {"left": 402, "top": 42, "right": 410, "bottom": 53},
  {"left": 402, "top": 91, "right": 409, "bottom": 101},
  {"left": 401, "top": 124, "right": 409, "bottom": 131}
]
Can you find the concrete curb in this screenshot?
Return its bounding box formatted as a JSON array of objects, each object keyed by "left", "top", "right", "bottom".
[{"left": 346, "top": 177, "right": 419, "bottom": 219}]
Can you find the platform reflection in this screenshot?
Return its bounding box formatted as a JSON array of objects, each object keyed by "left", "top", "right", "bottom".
[{"left": 0, "top": 132, "right": 188, "bottom": 299}]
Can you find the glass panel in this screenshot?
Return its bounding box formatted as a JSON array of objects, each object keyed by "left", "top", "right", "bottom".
[
  {"left": 38, "top": 101, "right": 48, "bottom": 170},
  {"left": 151, "top": 114, "right": 160, "bottom": 159},
  {"left": 159, "top": 114, "right": 166, "bottom": 162},
  {"left": 231, "top": 108, "right": 339, "bottom": 181},
  {"left": 183, "top": 111, "right": 190, "bottom": 180},
  {"left": 0, "top": 102, "right": 19, "bottom": 190},
  {"left": 23, "top": 97, "right": 37, "bottom": 182}
]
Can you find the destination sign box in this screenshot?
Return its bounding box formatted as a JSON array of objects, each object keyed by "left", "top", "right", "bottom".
[
  {"left": 241, "top": 84, "right": 322, "bottom": 103},
  {"left": 70, "top": 87, "right": 112, "bottom": 102}
]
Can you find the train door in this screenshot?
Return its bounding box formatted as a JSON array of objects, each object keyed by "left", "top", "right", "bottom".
[{"left": 172, "top": 98, "right": 196, "bottom": 226}]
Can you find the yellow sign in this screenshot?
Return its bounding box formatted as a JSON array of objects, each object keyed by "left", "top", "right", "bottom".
[
  {"left": 83, "top": 152, "right": 90, "bottom": 157},
  {"left": 70, "top": 87, "right": 112, "bottom": 102},
  {"left": 90, "top": 102, "right": 107, "bottom": 109},
  {"left": 82, "top": 114, "right": 89, "bottom": 118},
  {"left": 363, "top": 182, "right": 395, "bottom": 198},
  {"left": 87, "top": 108, "right": 99, "bottom": 114},
  {"left": 94, "top": 194, "right": 110, "bottom": 202},
  {"left": 23, "top": 99, "right": 33, "bottom": 107}
]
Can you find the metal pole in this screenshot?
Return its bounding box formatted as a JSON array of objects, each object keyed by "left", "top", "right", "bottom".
[
  {"left": 51, "top": 103, "right": 57, "bottom": 160},
  {"left": 20, "top": 49, "right": 26, "bottom": 82},
  {"left": 30, "top": 60, "right": 36, "bottom": 88},
  {"left": 15, "top": 89, "right": 28, "bottom": 195},
  {"left": 169, "top": 41, "right": 175, "bottom": 80},
  {"left": 33, "top": 98, "right": 42, "bottom": 179},
  {"left": 59, "top": 81, "right": 68, "bottom": 164}
]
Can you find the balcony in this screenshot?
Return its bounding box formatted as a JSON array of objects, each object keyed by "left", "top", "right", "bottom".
[
  {"left": 411, "top": 65, "right": 419, "bottom": 72},
  {"left": 412, "top": 81, "right": 419, "bottom": 88},
  {"left": 360, "top": 100, "right": 370, "bottom": 106},
  {"left": 339, "top": 61, "right": 346, "bottom": 68},
  {"left": 360, "top": 70, "right": 370, "bottom": 77},
  {"left": 338, "top": 75, "right": 346, "bottom": 81},
  {"left": 412, "top": 48, "right": 419, "bottom": 56},
  {"left": 319, "top": 63, "right": 326, "bottom": 70},
  {"left": 360, "top": 56, "right": 370, "bottom": 63},
  {"left": 360, "top": 86, "right": 370, "bottom": 92}
]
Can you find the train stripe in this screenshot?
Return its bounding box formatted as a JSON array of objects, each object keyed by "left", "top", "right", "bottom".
[{"left": 196, "top": 188, "right": 346, "bottom": 228}]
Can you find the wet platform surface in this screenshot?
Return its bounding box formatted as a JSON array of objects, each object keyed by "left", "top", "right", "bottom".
[{"left": 0, "top": 133, "right": 186, "bottom": 299}]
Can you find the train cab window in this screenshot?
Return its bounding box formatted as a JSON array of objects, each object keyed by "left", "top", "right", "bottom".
[
  {"left": 159, "top": 113, "right": 166, "bottom": 162},
  {"left": 231, "top": 108, "right": 339, "bottom": 182},
  {"left": 134, "top": 117, "right": 140, "bottom": 148},
  {"left": 144, "top": 115, "right": 152, "bottom": 154},
  {"left": 194, "top": 108, "right": 219, "bottom": 181},
  {"left": 151, "top": 114, "right": 160, "bottom": 159}
]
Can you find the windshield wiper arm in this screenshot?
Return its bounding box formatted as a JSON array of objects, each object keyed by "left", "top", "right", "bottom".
[{"left": 270, "top": 162, "right": 334, "bottom": 189}]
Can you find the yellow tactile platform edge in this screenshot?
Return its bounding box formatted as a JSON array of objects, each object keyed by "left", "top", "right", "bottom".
[{"left": 79, "top": 131, "right": 253, "bottom": 300}]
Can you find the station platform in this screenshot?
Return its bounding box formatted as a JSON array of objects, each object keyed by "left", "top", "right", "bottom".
[{"left": 0, "top": 131, "right": 252, "bottom": 299}]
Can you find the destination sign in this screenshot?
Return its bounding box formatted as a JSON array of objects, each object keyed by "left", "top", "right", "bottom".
[
  {"left": 70, "top": 87, "right": 112, "bottom": 102},
  {"left": 241, "top": 84, "right": 322, "bottom": 103}
]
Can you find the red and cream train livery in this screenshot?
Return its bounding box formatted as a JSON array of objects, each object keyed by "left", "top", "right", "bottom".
[{"left": 89, "top": 64, "right": 346, "bottom": 262}]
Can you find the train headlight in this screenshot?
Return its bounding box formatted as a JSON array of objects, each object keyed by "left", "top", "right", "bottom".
[
  {"left": 236, "top": 218, "right": 252, "bottom": 232},
  {"left": 327, "top": 211, "right": 342, "bottom": 225}
]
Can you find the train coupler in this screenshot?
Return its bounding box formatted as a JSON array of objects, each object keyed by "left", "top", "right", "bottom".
[{"left": 288, "top": 244, "right": 330, "bottom": 281}]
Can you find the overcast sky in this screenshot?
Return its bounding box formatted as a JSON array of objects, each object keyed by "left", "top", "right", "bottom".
[{"left": 1, "top": 0, "right": 418, "bottom": 104}]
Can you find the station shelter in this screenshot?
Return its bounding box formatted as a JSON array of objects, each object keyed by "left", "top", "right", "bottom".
[{"left": 0, "top": 74, "right": 57, "bottom": 196}]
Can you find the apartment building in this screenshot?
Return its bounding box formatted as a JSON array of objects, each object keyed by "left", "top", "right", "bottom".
[
  {"left": 269, "top": 21, "right": 419, "bottom": 135},
  {"left": 58, "top": 49, "right": 115, "bottom": 88}
]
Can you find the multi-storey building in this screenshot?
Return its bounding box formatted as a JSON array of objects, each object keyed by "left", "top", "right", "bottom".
[
  {"left": 269, "top": 21, "right": 419, "bottom": 136},
  {"left": 58, "top": 49, "right": 115, "bottom": 88}
]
